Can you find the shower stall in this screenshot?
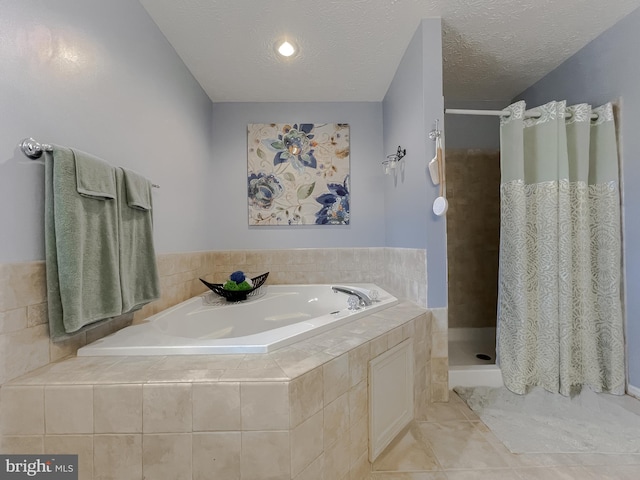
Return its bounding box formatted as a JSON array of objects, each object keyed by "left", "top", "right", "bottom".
[
  {"left": 445, "top": 148, "right": 503, "bottom": 386},
  {"left": 444, "top": 104, "right": 505, "bottom": 387}
]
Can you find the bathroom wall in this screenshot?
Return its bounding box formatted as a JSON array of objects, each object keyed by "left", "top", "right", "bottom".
[
  {"left": 444, "top": 100, "right": 506, "bottom": 150},
  {"left": 515, "top": 5, "right": 640, "bottom": 391},
  {"left": 443, "top": 101, "right": 503, "bottom": 329},
  {"left": 383, "top": 18, "right": 446, "bottom": 308},
  {"left": 445, "top": 149, "right": 500, "bottom": 328},
  {"left": 209, "top": 102, "right": 386, "bottom": 249},
  {"left": 0, "top": 0, "right": 214, "bottom": 263}
]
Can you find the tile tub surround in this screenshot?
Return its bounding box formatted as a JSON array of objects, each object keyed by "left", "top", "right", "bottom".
[
  {"left": 1, "top": 303, "right": 432, "bottom": 480},
  {"left": 0, "top": 247, "right": 427, "bottom": 386}
]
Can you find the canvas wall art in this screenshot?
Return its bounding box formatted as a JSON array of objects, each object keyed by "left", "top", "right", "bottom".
[{"left": 247, "top": 123, "right": 350, "bottom": 225}]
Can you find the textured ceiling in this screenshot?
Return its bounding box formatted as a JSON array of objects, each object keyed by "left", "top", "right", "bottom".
[{"left": 138, "top": 0, "right": 640, "bottom": 103}]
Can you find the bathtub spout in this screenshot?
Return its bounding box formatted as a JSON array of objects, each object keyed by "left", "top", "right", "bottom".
[{"left": 331, "top": 285, "right": 373, "bottom": 307}]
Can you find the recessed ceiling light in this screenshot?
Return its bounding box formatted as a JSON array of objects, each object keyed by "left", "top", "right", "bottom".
[{"left": 277, "top": 40, "right": 296, "bottom": 57}]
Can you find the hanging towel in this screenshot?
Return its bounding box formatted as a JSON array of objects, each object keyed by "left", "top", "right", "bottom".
[
  {"left": 45, "top": 147, "right": 122, "bottom": 339},
  {"left": 117, "top": 167, "right": 160, "bottom": 313}
]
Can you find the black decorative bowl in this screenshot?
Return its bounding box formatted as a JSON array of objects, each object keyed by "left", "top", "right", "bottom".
[{"left": 199, "top": 272, "right": 269, "bottom": 302}]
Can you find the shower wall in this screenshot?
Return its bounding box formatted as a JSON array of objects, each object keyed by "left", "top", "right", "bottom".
[{"left": 446, "top": 148, "right": 501, "bottom": 328}]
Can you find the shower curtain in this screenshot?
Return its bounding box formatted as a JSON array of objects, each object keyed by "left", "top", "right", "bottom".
[{"left": 498, "top": 100, "right": 625, "bottom": 396}]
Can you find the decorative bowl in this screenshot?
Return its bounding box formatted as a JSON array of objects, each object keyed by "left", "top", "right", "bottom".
[{"left": 199, "top": 272, "right": 269, "bottom": 302}]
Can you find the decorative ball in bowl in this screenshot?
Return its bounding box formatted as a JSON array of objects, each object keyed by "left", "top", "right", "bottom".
[{"left": 199, "top": 271, "right": 269, "bottom": 302}]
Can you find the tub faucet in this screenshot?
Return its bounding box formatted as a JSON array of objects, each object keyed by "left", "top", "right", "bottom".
[{"left": 331, "top": 285, "right": 373, "bottom": 307}]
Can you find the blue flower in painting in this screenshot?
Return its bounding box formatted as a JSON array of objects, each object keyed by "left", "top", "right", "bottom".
[
  {"left": 314, "top": 176, "right": 350, "bottom": 225},
  {"left": 248, "top": 173, "right": 284, "bottom": 210},
  {"left": 264, "top": 124, "right": 317, "bottom": 173}
]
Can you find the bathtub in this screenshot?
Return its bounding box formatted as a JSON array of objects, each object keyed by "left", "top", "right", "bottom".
[{"left": 77, "top": 283, "right": 398, "bottom": 355}]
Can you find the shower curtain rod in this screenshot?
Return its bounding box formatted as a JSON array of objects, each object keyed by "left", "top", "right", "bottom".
[
  {"left": 445, "top": 108, "right": 599, "bottom": 120},
  {"left": 19, "top": 137, "right": 160, "bottom": 188}
]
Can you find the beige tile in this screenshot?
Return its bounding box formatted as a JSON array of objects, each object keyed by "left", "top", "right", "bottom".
[
  {"left": 430, "top": 308, "right": 448, "bottom": 333},
  {"left": 50, "top": 331, "right": 86, "bottom": 362},
  {"left": 372, "top": 423, "right": 440, "bottom": 473},
  {"left": 0, "top": 308, "right": 27, "bottom": 334},
  {"left": 566, "top": 453, "right": 640, "bottom": 466},
  {"left": 432, "top": 333, "right": 448, "bottom": 358},
  {"left": 0, "top": 435, "right": 44, "bottom": 454},
  {"left": 370, "top": 473, "right": 447, "bottom": 480},
  {"left": 1, "top": 324, "right": 50, "bottom": 384},
  {"left": 514, "top": 466, "right": 602, "bottom": 479},
  {"left": 142, "top": 433, "right": 192, "bottom": 480},
  {"left": 93, "top": 434, "right": 142, "bottom": 480},
  {"left": 419, "top": 421, "right": 509, "bottom": 470},
  {"left": 431, "top": 382, "right": 449, "bottom": 403},
  {"left": 272, "top": 348, "right": 334, "bottom": 379},
  {"left": 402, "top": 319, "right": 416, "bottom": 342},
  {"left": 324, "top": 353, "right": 349, "bottom": 405},
  {"left": 350, "top": 452, "right": 371, "bottom": 480},
  {"left": 153, "top": 355, "right": 244, "bottom": 372},
  {"left": 94, "top": 384, "right": 142, "bottom": 433},
  {"left": 349, "top": 380, "right": 368, "bottom": 425},
  {"left": 444, "top": 470, "right": 519, "bottom": 480},
  {"left": 219, "top": 367, "right": 289, "bottom": 382},
  {"left": 290, "top": 367, "right": 323, "bottom": 428},
  {"left": 45, "top": 385, "right": 93, "bottom": 434},
  {"left": 370, "top": 334, "right": 389, "bottom": 358},
  {"left": 350, "top": 415, "right": 368, "bottom": 467},
  {"left": 291, "top": 411, "right": 324, "bottom": 477},
  {"left": 1, "top": 385, "right": 44, "bottom": 434},
  {"left": 27, "top": 302, "right": 48, "bottom": 327},
  {"left": 324, "top": 430, "right": 351, "bottom": 480},
  {"left": 241, "top": 431, "right": 290, "bottom": 480},
  {"left": 44, "top": 435, "right": 93, "bottom": 480},
  {"left": 193, "top": 382, "right": 240, "bottom": 431},
  {"left": 324, "top": 392, "right": 350, "bottom": 449},
  {"left": 431, "top": 358, "right": 448, "bottom": 383},
  {"left": 145, "top": 368, "right": 224, "bottom": 383},
  {"left": 349, "top": 343, "right": 370, "bottom": 388},
  {"left": 237, "top": 354, "right": 280, "bottom": 370},
  {"left": 293, "top": 454, "right": 324, "bottom": 480},
  {"left": 142, "top": 383, "right": 191, "bottom": 433},
  {"left": 388, "top": 326, "right": 404, "bottom": 349},
  {"left": 193, "top": 432, "right": 240, "bottom": 480},
  {"left": 581, "top": 465, "right": 640, "bottom": 479},
  {"left": 419, "top": 403, "right": 469, "bottom": 423},
  {"left": 241, "top": 382, "right": 289, "bottom": 430},
  {"left": 3, "top": 262, "right": 46, "bottom": 310}
]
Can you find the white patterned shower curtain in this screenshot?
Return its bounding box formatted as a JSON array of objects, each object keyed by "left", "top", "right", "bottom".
[{"left": 498, "top": 100, "right": 625, "bottom": 396}]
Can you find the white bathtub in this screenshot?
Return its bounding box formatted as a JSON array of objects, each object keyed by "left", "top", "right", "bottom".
[{"left": 77, "top": 284, "right": 398, "bottom": 355}]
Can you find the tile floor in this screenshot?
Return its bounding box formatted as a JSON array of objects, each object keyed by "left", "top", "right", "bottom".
[{"left": 370, "top": 391, "right": 640, "bottom": 479}]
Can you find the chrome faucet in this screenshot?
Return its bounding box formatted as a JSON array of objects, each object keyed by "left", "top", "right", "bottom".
[{"left": 331, "top": 285, "right": 373, "bottom": 307}]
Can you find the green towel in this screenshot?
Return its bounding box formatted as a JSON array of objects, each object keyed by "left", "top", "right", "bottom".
[
  {"left": 45, "top": 147, "right": 122, "bottom": 339},
  {"left": 117, "top": 168, "right": 160, "bottom": 313},
  {"left": 122, "top": 167, "right": 152, "bottom": 210}
]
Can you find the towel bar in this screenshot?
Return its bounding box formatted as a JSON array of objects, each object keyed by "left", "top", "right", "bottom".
[{"left": 19, "top": 138, "right": 160, "bottom": 188}]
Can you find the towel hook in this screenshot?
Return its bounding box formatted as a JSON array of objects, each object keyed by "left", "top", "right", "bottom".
[{"left": 429, "top": 120, "right": 441, "bottom": 141}]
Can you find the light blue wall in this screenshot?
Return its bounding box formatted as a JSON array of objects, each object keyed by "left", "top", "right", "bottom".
[
  {"left": 516, "top": 6, "right": 640, "bottom": 389},
  {"left": 0, "top": 0, "right": 214, "bottom": 262},
  {"left": 210, "top": 102, "right": 386, "bottom": 249},
  {"left": 444, "top": 100, "right": 506, "bottom": 150},
  {"left": 383, "top": 19, "right": 446, "bottom": 307}
]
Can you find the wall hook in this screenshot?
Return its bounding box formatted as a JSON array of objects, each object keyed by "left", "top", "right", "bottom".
[{"left": 429, "top": 119, "right": 441, "bottom": 141}]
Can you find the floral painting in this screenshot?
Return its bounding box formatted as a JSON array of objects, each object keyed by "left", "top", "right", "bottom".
[{"left": 247, "top": 123, "right": 350, "bottom": 225}]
